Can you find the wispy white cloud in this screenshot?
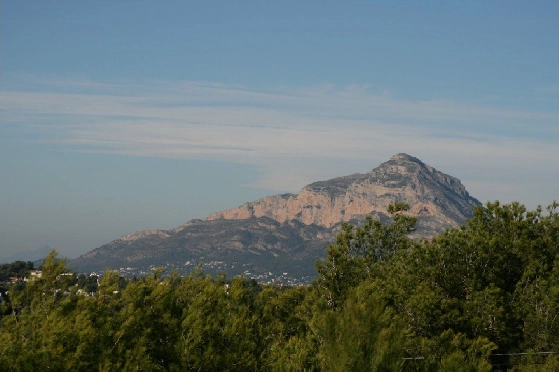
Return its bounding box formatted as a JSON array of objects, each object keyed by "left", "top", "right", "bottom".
[{"left": 1, "top": 77, "right": 557, "bottom": 207}]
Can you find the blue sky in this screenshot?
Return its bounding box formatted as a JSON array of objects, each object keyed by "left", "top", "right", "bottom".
[{"left": 1, "top": 1, "right": 558, "bottom": 259}]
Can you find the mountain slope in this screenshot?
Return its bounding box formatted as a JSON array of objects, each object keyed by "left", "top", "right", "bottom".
[
  {"left": 70, "top": 154, "right": 480, "bottom": 281},
  {"left": 0, "top": 245, "right": 55, "bottom": 265}
]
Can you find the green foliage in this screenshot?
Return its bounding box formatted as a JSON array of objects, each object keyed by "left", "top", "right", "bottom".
[
  {"left": 399, "top": 201, "right": 559, "bottom": 352},
  {"left": 77, "top": 273, "right": 98, "bottom": 293},
  {"left": 315, "top": 201, "right": 558, "bottom": 368},
  {"left": 0, "top": 202, "right": 557, "bottom": 370},
  {"left": 315, "top": 202, "right": 416, "bottom": 309},
  {"left": 256, "top": 285, "right": 318, "bottom": 369},
  {"left": 313, "top": 281, "right": 406, "bottom": 371},
  {"left": 0, "top": 261, "right": 34, "bottom": 282}
]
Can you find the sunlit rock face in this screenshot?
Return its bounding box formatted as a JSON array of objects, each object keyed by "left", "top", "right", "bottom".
[{"left": 206, "top": 153, "right": 480, "bottom": 236}]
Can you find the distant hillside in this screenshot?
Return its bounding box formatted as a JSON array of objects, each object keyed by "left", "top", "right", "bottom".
[
  {"left": 0, "top": 245, "right": 54, "bottom": 265},
  {"left": 70, "top": 154, "right": 480, "bottom": 281}
]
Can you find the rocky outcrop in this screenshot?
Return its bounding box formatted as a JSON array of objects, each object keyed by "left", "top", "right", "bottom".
[
  {"left": 206, "top": 153, "right": 480, "bottom": 235},
  {"left": 118, "top": 230, "right": 172, "bottom": 242}
]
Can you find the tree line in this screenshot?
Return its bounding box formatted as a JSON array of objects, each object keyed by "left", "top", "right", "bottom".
[
  {"left": 0, "top": 260, "right": 35, "bottom": 283},
  {"left": 0, "top": 201, "right": 557, "bottom": 370}
]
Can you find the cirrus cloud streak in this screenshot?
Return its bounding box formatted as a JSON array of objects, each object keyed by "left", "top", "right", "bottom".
[{"left": 1, "top": 77, "right": 557, "bottom": 208}]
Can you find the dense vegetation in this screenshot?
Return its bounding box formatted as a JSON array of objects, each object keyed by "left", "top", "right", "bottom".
[
  {"left": 0, "top": 261, "right": 35, "bottom": 301},
  {"left": 0, "top": 261, "right": 35, "bottom": 282},
  {"left": 0, "top": 201, "right": 557, "bottom": 370}
]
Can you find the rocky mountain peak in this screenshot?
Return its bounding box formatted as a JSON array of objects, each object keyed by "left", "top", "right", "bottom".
[
  {"left": 389, "top": 153, "right": 424, "bottom": 164},
  {"left": 206, "top": 155, "right": 480, "bottom": 234},
  {"left": 372, "top": 153, "right": 434, "bottom": 176}
]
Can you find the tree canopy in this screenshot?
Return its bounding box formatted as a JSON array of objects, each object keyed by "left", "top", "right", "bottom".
[{"left": 0, "top": 201, "right": 557, "bottom": 370}]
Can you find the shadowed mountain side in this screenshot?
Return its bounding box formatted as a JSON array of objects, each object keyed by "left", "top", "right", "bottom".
[{"left": 70, "top": 217, "right": 333, "bottom": 278}]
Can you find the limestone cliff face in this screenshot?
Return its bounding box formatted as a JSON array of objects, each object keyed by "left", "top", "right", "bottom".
[
  {"left": 118, "top": 230, "right": 171, "bottom": 242},
  {"left": 206, "top": 153, "right": 480, "bottom": 233}
]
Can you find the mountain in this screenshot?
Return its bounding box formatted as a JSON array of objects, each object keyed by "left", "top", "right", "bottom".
[
  {"left": 0, "top": 245, "right": 54, "bottom": 265},
  {"left": 69, "top": 154, "right": 481, "bottom": 283}
]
